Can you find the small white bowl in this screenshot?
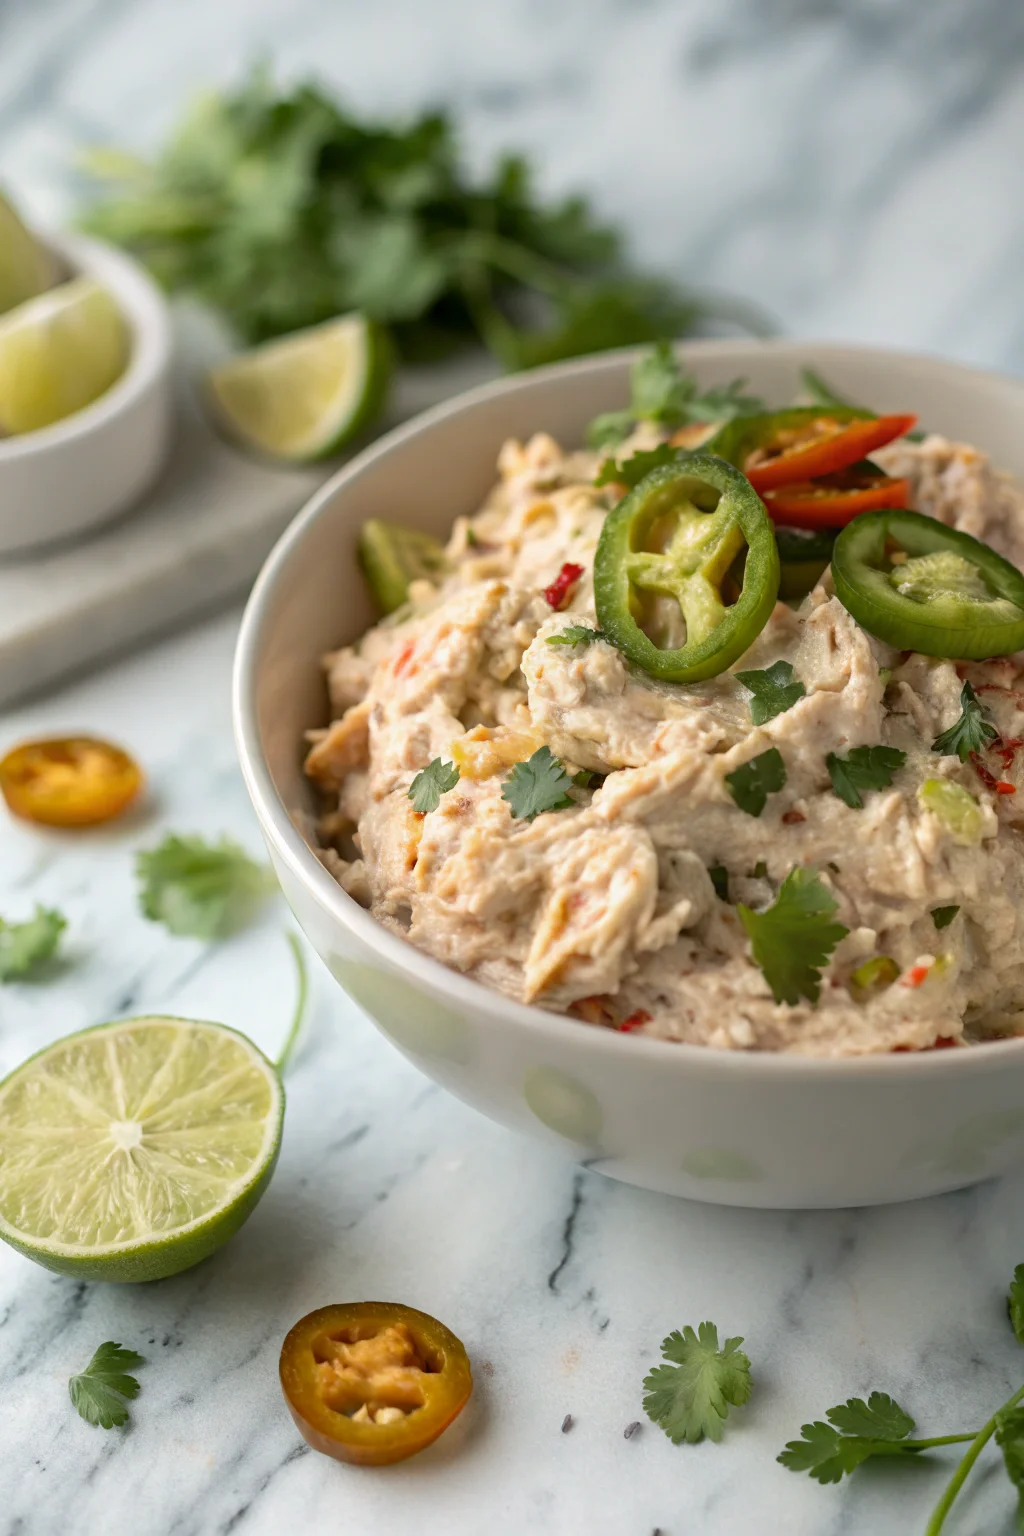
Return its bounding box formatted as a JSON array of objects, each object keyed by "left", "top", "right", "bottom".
[
  {"left": 0, "top": 231, "right": 173, "bottom": 557},
  {"left": 234, "top": 339, "right": 1024, "bottom": 1210}
]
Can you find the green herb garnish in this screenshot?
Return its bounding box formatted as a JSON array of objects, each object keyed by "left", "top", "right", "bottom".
[
  {"left": 826, "top": 745, "right": 907, "bottom": 809},
  {"left": 79, "top": 69, "right": 756, "bottom": 374},
  {"left": 734, "top": 660, "right": 806, "bottom": 726},
  {"left": 136, "top": 834, "right": 276, "bottom": 940},
  {"left": 594, "top": 442, "right": 679, "bottom": 489},
  {"left": 502, "top": 746, "right": 575, "bottom": 822},
  {"left": 725, "top": 747, "right": 786, "bottom": 818},
  {"left": 738, "top": 867, "right": 848, "bottom": 1005},
  {"left": 932, "top": 682, "right": 998, "bottom": 762},
  {"left": 708, "top": 864, "right": 730, "bottom": 902},
  {"left": 408, "top": 757, "right": 460, "bottom": 813},
  {"left": 932, "top": 905, "right": 960, "bottom": 931},
  {"left": 585, "top": 341, "right": 765, "bottom": 448},
  {"left": 0, "top": 905, "right": 66, "bottom": 981},
  {"left": 546, "top": 624, "right": 606, "bottom": 648},
  {"left": 642, "top": 1323, "right": 752, "bottom": 1445},
  {"left": 69, "top": 1342, "right": 145, "bottom": 1430}
]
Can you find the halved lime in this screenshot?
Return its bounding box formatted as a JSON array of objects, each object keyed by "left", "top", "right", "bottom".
[
  {"left": 0, "top": 190, "right": 55, "bottom": 316},
  {"left": 0, "top": 1016, "right": 283, "bottom": 1282},
  {"left": 358, "top": 518, "right": 449, "bottom": 614},
  {"left": 0, "top": 277, "right": 129, "bottom": 435},
  {"left": 207, "top": 312, "right": 392, "bottom": 462}
]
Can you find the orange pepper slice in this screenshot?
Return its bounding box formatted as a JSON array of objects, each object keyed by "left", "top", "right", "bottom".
[
  {"left": 0, "top": 736, "right": 143, "bottom": 828},
  {"left": 280, "top": 1302, "right": 472, "bottom": 1466}
]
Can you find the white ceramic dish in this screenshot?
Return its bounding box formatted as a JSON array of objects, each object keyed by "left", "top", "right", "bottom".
[
  {"left": 0, "top": 231, "right": 172, "bottom": 557},
  {"left": 234, "top": 339, "right": 1024, "bottom": 1210}
]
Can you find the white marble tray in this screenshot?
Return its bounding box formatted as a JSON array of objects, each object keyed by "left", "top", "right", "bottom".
[{"left": 0, "top": 325, "right": 495, "bottom": 707}]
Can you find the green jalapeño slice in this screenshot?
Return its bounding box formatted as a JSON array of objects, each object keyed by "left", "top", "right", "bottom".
[
  {"left": 594, "top": 453, "right": 780, "bottom": 683},
  {"left": 831, "top": 508, "right": 1024, "bottom": 659}
]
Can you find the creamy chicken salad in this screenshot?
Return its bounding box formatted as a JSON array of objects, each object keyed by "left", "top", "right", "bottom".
[{"left": 305, "top": 348, "right": 1024, "bottom": 1056}]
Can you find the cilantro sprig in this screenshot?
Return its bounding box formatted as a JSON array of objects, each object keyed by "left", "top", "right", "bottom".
[
  {"left": 136, "top": 834, "right": 276, "bottom": 940},
  {"left": 734, "top": 661, "right": 806, "bottom": 726},
  {"left": 779, "top": 1263, "right": 1024, "bottom": 1534},
  {"left": 586, "top": 341, "right": 765, "bottom": 448},
  {"left": 0, "top": 905, "right": 66, "bottom": 981},
  {"left": 826, "top": 745, "right": 907, "bottom": 809},
  {"left": 932, "top": 904, "right": 960, "bottom": 931},
  {"left": 738, "top": 867, "right": 848, "bottom": 1005},
  {"left": 779, "top": 1392, "right": 970, "bottom": 1484},
  {"left": 546, "top": 625, "right": 606, "bottom": 648},
  {"left": 594, "top": 442, "right": 679, "bottom": 490},
  {"left": 932, "top": 682, "right": 998, "bottom": 762},
  {"left": 408, "top": 757, "right": 460, "bottom": 813},
  {"left": 725, "top": 747, "right": 786, "bottom": 818},
  {"left": 643, "top": 1323, "right": 752, "bottom": 1445},
  {"left": 502, "top": 747, "right": 575, "bottom": 822},
  {"left": 69, "top": 1342, "right": 145, "bottom": 1430}
]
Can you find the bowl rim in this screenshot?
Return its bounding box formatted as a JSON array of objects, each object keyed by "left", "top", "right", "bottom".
[
  {"left": 234, "top": 336, "right": 1024, "bottom": 1082},
  {"left": 0, "top": 229, "right": 172, "bottom": 461}
]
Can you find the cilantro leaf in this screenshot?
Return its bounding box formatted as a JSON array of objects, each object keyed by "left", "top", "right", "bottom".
[
  {"left": 734, "top": 661, "right": 806, "bottom": 726},
  {"left": 799, "top": 366, "right": 860, "bottom": 411},
  {"left": 585, "top": 410, "right": 634, "bottom": 450},
  {"left": 546, "top": 625, "right": 606, "bottom": 648},
  {"left": 725, "top": 747, "right": 786, "bottom": 817},
  {"left": 136, "top": 834, "right": 276, "bottom": 940},
  {"left": 738, "top": 867, "right": 849, "bottom": 1005},
  {"left": 1009, "top": 1265, "right": 1024, "bottom": 1347},
  {"left": 0, "top": 906, "right": 66, "bottom": 982},
  {"left": 826, "top": 746, "right": 907, "bottom": 809},
  {"left": 408, "top": 757, "right": 460, "bottom": 813},
  {"left": 642, "top": 1322, "right": 752, "bottom": 1444},
  {"left": 595, "top": 443, "right": 679, "bottom": 490},
  {"left": 708, "top": 864, "right": 730, "bottom": 902},
  {"left": 502, "top": 746, "right": 576, "bottom": 822},
  {"left": 69, "top": 1342, "right": 145, "bottom": 1430},
  {"left": 932, "top": 682, "right": 998, "bottom": 762},
  {"left": 932, "top": 904, "right": 960, "bottom": 931},
  {"left": 996, "top": 1404, "right": 1024, "bottom": 1530},
  {"left": 779, "top": 1395, "right": 917, "bottom": 1484}
]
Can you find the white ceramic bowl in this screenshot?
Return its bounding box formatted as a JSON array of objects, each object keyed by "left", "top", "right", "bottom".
[
  {"left": 0, "top": 231, "right": 172, "bottom": 556},
  {"left": 234, "top": 340, "right": 1024, "bottom": 1210}
]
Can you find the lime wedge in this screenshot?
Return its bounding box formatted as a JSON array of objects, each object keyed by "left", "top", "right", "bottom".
[
  {"left": 359, "top": 518, "right": 449, "bottom": 614},
  {"left": 0, "top": 1016, "right": 283, "bottom": 1282},
  {"left": 0, "top": 190, "right": 55, "bottom": 316},
  {"left": 0, "top": 277, "right": 130, "bottom": 435},
  {"left": 207, "top": 312, "right": 391, "bottom": 462}
]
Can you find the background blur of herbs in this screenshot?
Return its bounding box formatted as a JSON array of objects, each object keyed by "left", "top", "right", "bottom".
[{"left": 78, "top": 65, "right": 770, "bottom": 373}]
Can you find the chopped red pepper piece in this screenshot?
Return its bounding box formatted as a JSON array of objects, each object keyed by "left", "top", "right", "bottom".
[
  {"left": 902, "top": 964, "right": 932, "bottom": 988},
  {"left": 619, "top": 1009, "right": 652, "bottom": 1033},
  {"left": 544, "top": 563, "right": 584, "bottom": 610},
  {"left": 970, "top": 752, "right": 1016, "bottom": 794}
]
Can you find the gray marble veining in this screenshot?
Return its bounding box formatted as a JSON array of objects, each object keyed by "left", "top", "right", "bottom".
[{"left": 4, "top": 2, "right": 1024, "bottom": 1531}]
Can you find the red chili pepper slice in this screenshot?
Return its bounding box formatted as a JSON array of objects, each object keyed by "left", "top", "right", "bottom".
[
  {"left": 544, "top": 562, "right": 584, "bottom": 610},
  {"left": 745, "top": 414, "right": 918, "bottom": 493},
  {"left": 970, "top": 752, "right": 1016, "bottom": 794},
  {"left": 762, "top": 474, "right": 910, "bottom": 530}
]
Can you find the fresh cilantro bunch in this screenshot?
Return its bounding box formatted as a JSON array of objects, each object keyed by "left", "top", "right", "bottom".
[
  {"left": 932, "top": 682, "right": 998, "bottom": 762},
  {"left": 643, "top": 1323, "right": 752, "bottom": 1444},
  {"left": 69, "top": 1342, "right": 145, "bottom": 1430},
  {"left": 586, "top": 341, "right": 766, "bottom": 449},
  {"left": 594, "top": 442, "right": 680, "bottom": 490},
  {"left": 78, "top": 67, "right": 761, "bottom": 370},
  {"left": 136, "top": 833, "right": 276, "bottom": 940},
  {"left": 738, "top": 867, "right": 849, "bottom": 1005},
  {"left": 0, "top": 905, "right": 66, "bottom": 981}
]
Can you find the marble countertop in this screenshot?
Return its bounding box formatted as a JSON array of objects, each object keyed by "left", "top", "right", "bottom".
[{"left": 5, "top": 3, "right": 1024, "bottom": 1532}]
